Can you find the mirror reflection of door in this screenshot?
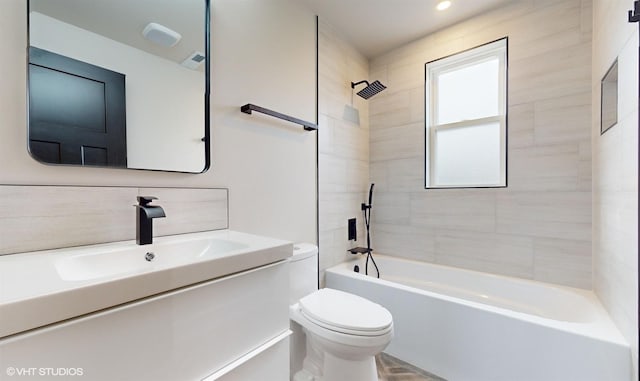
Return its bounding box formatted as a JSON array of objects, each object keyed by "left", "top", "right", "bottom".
[
  {"left": 28, "top": 47, "right": 127, "bottom": 167},
  {"left": 27, "top": 0, "right": 209, "bottom": 173}
]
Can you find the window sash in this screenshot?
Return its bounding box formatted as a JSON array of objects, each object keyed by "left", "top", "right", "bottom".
[
  {"left": 425, "top": 38, "right": 507, "bottom": 188},
  {"left": 427, "top": 116, "right": 507, "bottom": 188}
]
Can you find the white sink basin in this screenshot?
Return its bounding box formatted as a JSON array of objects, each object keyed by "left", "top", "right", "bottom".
[
  {"left": 0, "top": 230, "right": 291, "bottom": 338},
  {"left": 54, "top": 238, "right": 249, "bottom": 281}
]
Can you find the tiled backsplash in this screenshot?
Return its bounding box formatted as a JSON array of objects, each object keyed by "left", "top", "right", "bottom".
[{"left": 0, "top": 185, "right": 228, "bottom": 255}]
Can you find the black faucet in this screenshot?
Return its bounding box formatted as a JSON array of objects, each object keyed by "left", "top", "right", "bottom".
[{"left": 134, "top": 196, "right": 166, "bottom": 245}]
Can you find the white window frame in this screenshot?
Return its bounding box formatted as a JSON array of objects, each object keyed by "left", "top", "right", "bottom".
[{"left": 425, "top": 38, "right": 507, "bottom": 188}]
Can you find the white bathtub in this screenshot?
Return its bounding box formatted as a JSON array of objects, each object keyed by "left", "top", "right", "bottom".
[{"left": 325, "top": 255, "right": 631, "bottom": 381}]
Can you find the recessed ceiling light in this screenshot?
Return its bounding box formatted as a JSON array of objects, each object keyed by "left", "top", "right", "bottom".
[{"left": 437, "top": 1, "right": 452, "bottom": 11}]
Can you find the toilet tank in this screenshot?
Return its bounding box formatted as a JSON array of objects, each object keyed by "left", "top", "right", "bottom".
[{"left": 289, "top": 243, "right": 318, "bottom": 304}]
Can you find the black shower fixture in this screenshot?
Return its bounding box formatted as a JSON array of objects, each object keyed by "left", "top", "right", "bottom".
[
  {"left": 351, "top": 80, "right": 387, "bottom": 99},
  {"left": 363, "top": 183, "right": 379, "bottom": 278}
]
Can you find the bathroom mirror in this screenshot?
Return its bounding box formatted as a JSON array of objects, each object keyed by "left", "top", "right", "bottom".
[
  {"left": 600, "top": 59, "right": 618, "bottom": 134},
  {"left": 27, "top": 0, "right": 210, "bottom": 173}
]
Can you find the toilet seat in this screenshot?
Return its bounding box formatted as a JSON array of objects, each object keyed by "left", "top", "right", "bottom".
[{"left": 298, "top": 288, "right": 393, "bottom": 336}]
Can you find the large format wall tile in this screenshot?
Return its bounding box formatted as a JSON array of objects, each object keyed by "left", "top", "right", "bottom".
[
  {"left": 370, "top": 122, "right": 424, "bottom": 162},
  {"left": 368, "top": 0, "right": 593, "bottom": 288},
  {"left": 411, "top": 191, "right": 497, "bottom": 233},
  {"left": 369, "top": 91, "right": 413, "bottom": 129},
  {"left": 533, "top": 237, "right": 591, "bottom": 288},
  {"left": 435, "top": 230, "right": 534, "bottom": 279},
  {"left": 371, "top": 192, "right": 411, "bottom": 225},
  {"left": 370, "top": 157, "right": 424, "bottom": 193},
  {"left": 508, "top": 144, "right": 581, "bottom": 191},
  {"left": 534, "top": 92, "right": 592, "bottom": 145},
  {"left": 0, "top": 186, "right": 135, "bottom": 255},
  {"left": 317, "top": 18, "right": 370, "bottom": 282},
  {"left": 496, "top": 191, "right": 591, "bottom": 241},
  {"left": 138, "top": 188, "right": 228, "bottom": 237},
  {"left": 0, "top": 186, "right": 228, "bottom": 255},
  {"left": 592, "top": 5, "right": 639, "bottom": 368},
  {"left": 508, "top": 103, "right": 535, "bottom": 148},
  {"left": 371, "top": 223, "right": 436, "bottom": 262}
]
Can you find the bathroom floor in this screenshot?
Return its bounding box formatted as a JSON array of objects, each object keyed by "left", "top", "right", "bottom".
[{"left": 376, "top": 353, "right": 446, "bottom": 381}]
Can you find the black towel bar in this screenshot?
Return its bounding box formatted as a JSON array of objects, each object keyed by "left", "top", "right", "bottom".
[{"left": 240, "top": 103, "right": 317, "bottom": 131}]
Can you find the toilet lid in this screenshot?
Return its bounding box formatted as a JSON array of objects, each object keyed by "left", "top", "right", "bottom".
[{"left": 299, "top": 288, "right": 392, "bottom": 333}]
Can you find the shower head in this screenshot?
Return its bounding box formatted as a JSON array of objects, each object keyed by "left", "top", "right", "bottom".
[
  {"left": 351, "top": 80, "right": 387, "bottom": 99},
  {"left": 361, "top": 183, "right": 375, "bottom": 211}
]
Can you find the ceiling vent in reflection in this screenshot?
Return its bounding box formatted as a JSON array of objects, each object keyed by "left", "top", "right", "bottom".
[
  {"left": 142, "top": 22, "right": 182, "bottom": 47},
  {"left": 181, "top": 51, "right": 206, "bottom": 70}
]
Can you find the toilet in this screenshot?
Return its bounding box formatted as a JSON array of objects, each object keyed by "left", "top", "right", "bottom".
[{"left": 289, "top": 244, "right": 393, "bottom": 381}]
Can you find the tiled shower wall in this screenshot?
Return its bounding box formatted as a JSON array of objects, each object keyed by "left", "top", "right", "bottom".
[
  {"left": 0, "top": 185, "right": 228, "bottom": 255},
  {"left": 368, "top": 0, "right": 593, "bottom": 288},
  {"left": 592, "top": 0, "right": 638, "bottom": 378},
  {"left": 318, "top": 19, "right": 370, "bottom": 280}
]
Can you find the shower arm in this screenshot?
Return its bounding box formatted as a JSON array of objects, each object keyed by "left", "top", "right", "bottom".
[{"left": 351, "top": 80, "right": 371, "bottom": 89}]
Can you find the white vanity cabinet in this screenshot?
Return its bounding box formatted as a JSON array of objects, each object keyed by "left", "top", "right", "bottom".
[{"left": 0, "top": 261, "right": 290, "bottom": 381}]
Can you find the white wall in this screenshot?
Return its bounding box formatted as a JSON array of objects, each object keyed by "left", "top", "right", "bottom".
[
  {"left": 210, "top": 0, "right": 317, "bottom": 243},
  {"left": 592, "top": 1, "right": 639, "bottom": 379},
  {"left": 367, "top": 0, "right": 593, "bottom": 289},
  {"left": 0, "top": 0, "right": 317, "bottom": 245},
  {"left": 30, "top": 12, "right": 205, "bottom": 172}
]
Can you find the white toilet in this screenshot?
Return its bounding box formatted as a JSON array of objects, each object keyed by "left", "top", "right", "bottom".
[{"left": 289, "top": 244, "right": 393, "bottom": 381}]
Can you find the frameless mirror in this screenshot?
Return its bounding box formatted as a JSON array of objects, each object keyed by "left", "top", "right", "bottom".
[
  {"left": 27, "top": 0, "right": 210, "bottom": 173},
  {"left": 600, "top": 59, "right": 618, "bottom": 135}
]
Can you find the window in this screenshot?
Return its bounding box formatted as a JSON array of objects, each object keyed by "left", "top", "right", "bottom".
[{"left": 425, "top": 38, "right": 507, "bottom": 188}]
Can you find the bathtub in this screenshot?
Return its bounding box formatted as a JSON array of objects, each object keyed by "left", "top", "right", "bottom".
[{"left": 325, "top": 255, "right": 630, "bottom": 381}]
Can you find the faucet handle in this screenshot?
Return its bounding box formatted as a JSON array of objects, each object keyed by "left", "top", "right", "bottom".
[{"left": 137, "top": 196, "right": 158, "bottom": 206}]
